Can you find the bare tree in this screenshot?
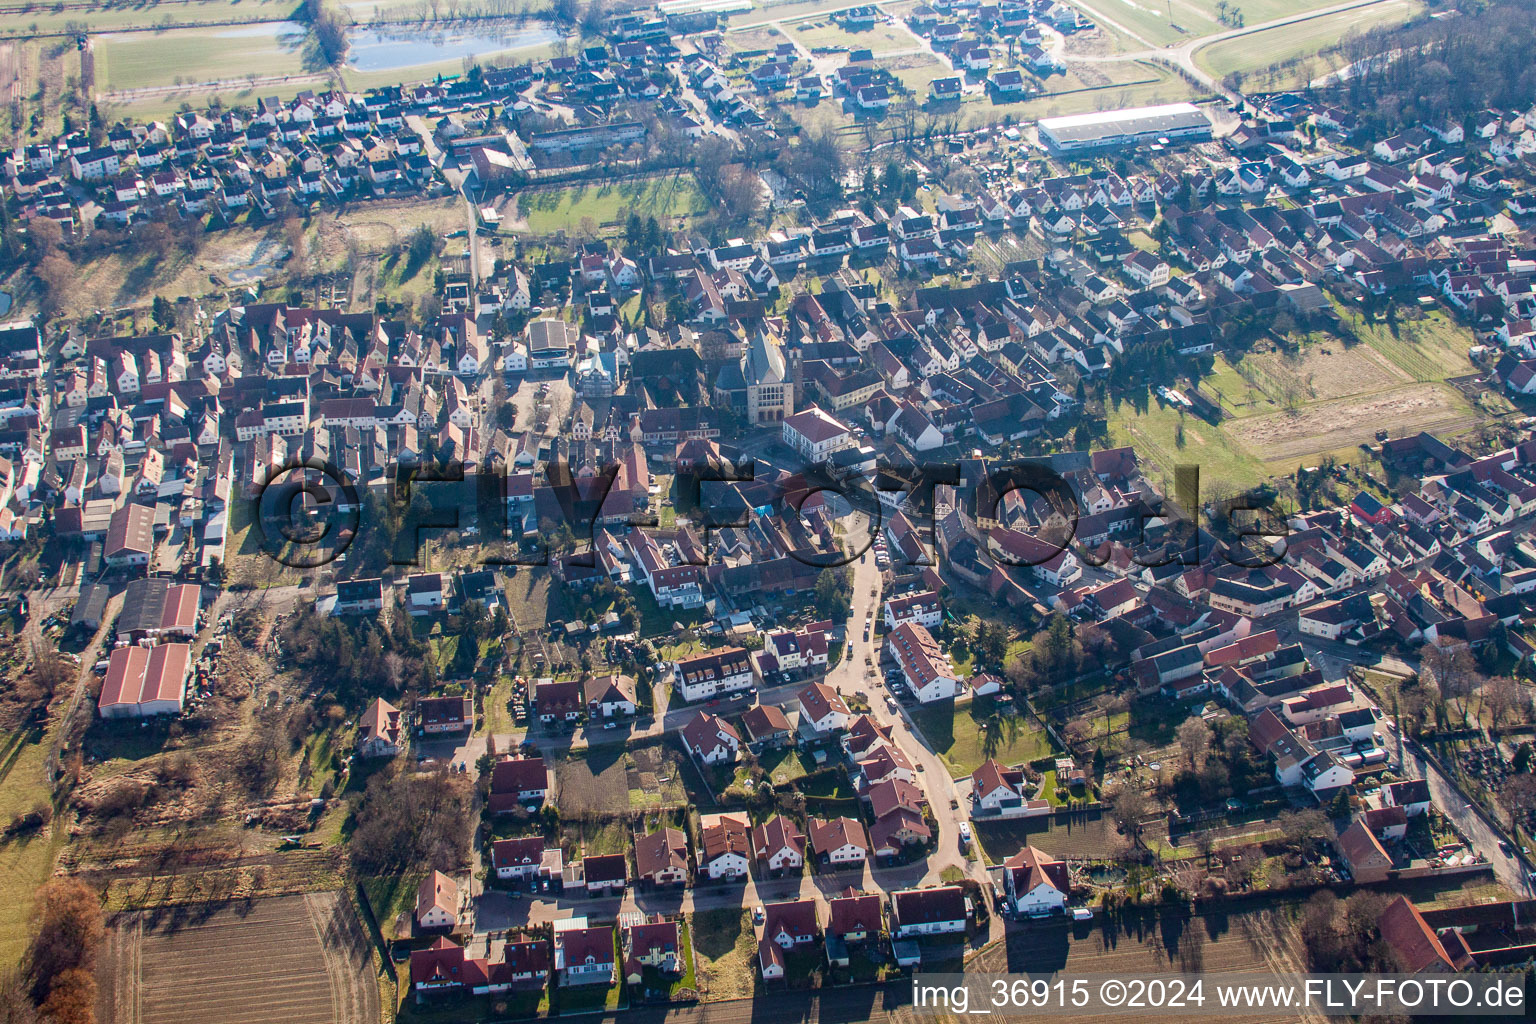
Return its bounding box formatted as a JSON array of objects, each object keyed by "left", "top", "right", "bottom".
[
  {"left": 1483, "top": 676, "right": 1519, "bottom": 731},
  {"left": 1177, "top": 717, "right": 1213, "bottom": 768},
  {"left": 1107, "top": 785, "right": 1151, "bottom": 851}
]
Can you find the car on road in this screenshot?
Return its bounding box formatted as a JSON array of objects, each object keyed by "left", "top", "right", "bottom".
[
  {"left": 752, "top": 905, "right": 765, "bottom": 924},
  {"left": 958, "top": 822, "right": 972, "bottom": 843}
]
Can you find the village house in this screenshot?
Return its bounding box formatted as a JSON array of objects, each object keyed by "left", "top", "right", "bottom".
[
  {"left": 415, "top": 870, "right": 460, "bottom": 932},
  {"left": 751, "top": 814, "right": 806, "bottom": 875}
]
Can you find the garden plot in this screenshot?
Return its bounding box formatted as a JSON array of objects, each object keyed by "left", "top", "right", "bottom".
[{"left": 553, "top": 740, "right": 689, "bottom": 816}]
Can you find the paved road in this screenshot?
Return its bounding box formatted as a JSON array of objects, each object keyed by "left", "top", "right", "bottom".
[
  {"left": 475, "top": 855, "right": 938, "bottom": 933},
  {"left": 470, "top": 522, "right": 1002, "bottom": 940},
  {"left": 1401, "top": 740, "right": 1534, "bottom": 896}
]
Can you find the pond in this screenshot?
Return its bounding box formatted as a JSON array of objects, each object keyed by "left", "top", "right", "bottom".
[
  {"left": 346, "top": 21, "right": 561, "bottom": 72},
  {"left": 1083, "top": 864, "right": 1126, "bottom": 885}
]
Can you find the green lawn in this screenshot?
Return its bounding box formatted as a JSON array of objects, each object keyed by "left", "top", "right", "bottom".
[
  {"left": 632, "top": 919, "right": 698, "bottom": 999},
  {"left": 1106, "top": 394, "right": 1268, "bottom": 495},
  {"left": 519, "top": 173, "right": 710, "bottom": 236},
  {"left": 0, "top": 726, "right": 63, "bottom": 969},
  {"left": 1201, "top": 351, "right": 1282, "bottom": 417},
  {"left": 98, "top": 23, "right": 314, "bottom": 92},
  {"left": 908, "top": 698, "right": 1056, "bottom": 779},
  {"left": 481, "top": 675, "right": 517, "bottom": 736},
  {"left": 1344, "top": 304, "right": 1479, "bottom": 382},
  {"left": 1193, "top": 0, "right": 1424, "bottom": 84},
  {"left": 359, "top": 873, "right": 420, "bottom": 941},
  {"left": 758, "top": 746, "right": 811, "bottom": 786},
  {"left": 887, "top": 53, "right": 953, "bottom": 97}
]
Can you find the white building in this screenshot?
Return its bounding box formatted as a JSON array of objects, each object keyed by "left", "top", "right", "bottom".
[
  {"left": 781, "top": 406, "right": 852, "bottom": 463},
  {"left": 886, "top": 622, "right": 961, "bottom": 703},
  {"left": 1002, "top": 846, "right": 1069, "bottom": 916}
]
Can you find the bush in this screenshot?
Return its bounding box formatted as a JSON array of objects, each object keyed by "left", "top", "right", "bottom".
[{"left": 7, "top": 801, "right": 52, "bottom": 834}]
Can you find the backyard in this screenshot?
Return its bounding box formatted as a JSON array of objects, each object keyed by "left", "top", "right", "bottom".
[{"left": 908, "top": 698, "right": 1056, "bottom": 779}]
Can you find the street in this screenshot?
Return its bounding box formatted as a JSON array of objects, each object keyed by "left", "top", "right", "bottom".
[{"left": 465, "top": 520, "right": 1003, "bottom": 942}]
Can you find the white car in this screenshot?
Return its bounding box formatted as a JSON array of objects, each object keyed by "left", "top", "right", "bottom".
[{"left": 959, "top": 822, "right": 973, "bottom": 843}]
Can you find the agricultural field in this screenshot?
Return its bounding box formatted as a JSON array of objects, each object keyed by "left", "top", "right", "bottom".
[
  {"left": 514, "top": 173, "right": 711, "bottom": 237},
  {"left": 2, "top": 0, "right": 299, "bottom": 38},
  {"left": 1225, "top": 382, "right": 1476, "bottom": 467},
  {"left": 98, "top": 891, "right": 379, "bottom": 1024},
  {"left": 1345, "top": 306, "right": 1480, "bottom": 382},
  {"left": 1070, "top": 0, "right": 1360, "bottom": 50},
  {"left": 1118, "top": 301, "right": 1494, "bottom": 487},
  {"left": 1193, "top": 0, "right": 1425, "bottom": 86},
  {"left": 908, "top": 698, "right": 1056, "bottom": 780},
  {"left": 96, "top": 22, "right": 315, "bottom": 93},
  {"left": 973, "top": 903, "right": 1307, "bottom": 1012}
]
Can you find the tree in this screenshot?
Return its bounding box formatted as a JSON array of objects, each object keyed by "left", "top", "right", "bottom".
[
  {"left": 813, "top": 567, "right": 852, "bottom": 621},
  {"left": 1501, "top": 773, "right": 1536, "bottom": 831},
  {"left": 151, "top": 295, "right": 174, "bottom": 331},
  {"left": 1515, "top": 742, "right": 1533, "bottom": 774},
  {"left": 26, "top": 879, "right": 103, "bottom": 1004},
  {"left": 1177, "top": 718, "right": 1212, "bottom": 768},
  {"left": 1483, "top": 675, "right": 1518, "bottom": 731},
  {"left": 1107, "top": 785, "right": 1150, "bottom": 849},
  {"left": 1277, "top": 809, "right": 1329, "bottom": 854},
  {"left": 37, "top": 969, "right": 94, "bottom": 1024},
  {"left": 973, "top": 620, "right": 1007, "bottom": 669}
]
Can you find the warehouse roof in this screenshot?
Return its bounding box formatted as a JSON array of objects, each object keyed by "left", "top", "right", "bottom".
[{"left": 1038, "top": 102, "right": 1208, "bottom": 145}]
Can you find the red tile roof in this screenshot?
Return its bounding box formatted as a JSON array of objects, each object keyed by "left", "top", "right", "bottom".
[
  {"left": 1379, "top": 896, "right": 1454, "bottom": 973},
  {"left": 807, "top": 815, "right": 869, "bottom": 856},
  {"left": 1003, "top": 845, "right": 1068, "bottom": 895},
  {"left": 827, "top": 893, "right": 883, "bottom": 938}
]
